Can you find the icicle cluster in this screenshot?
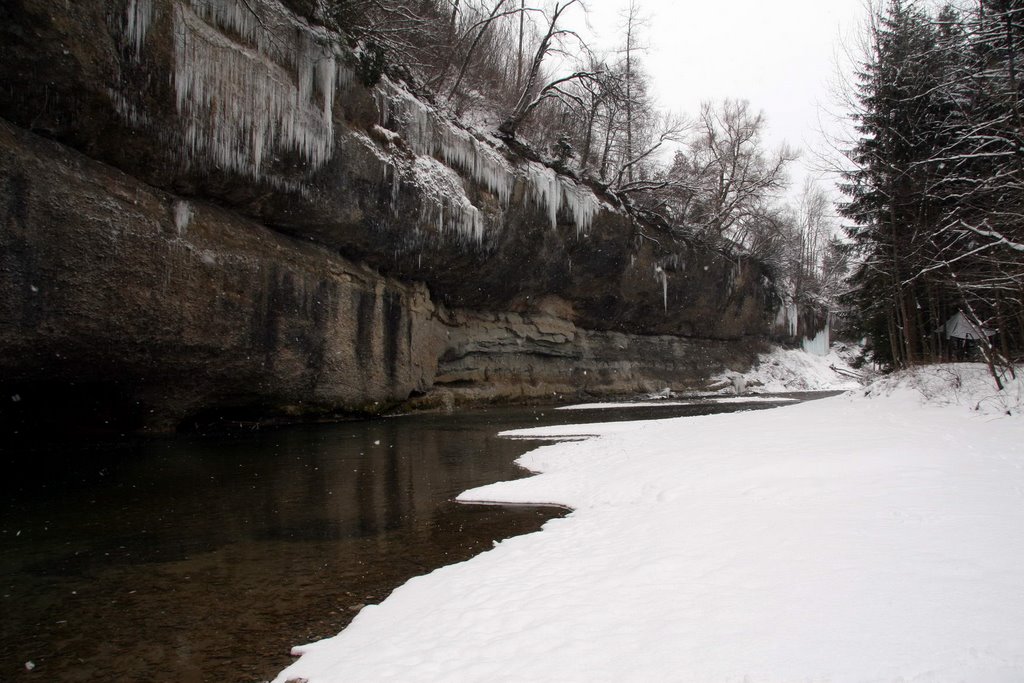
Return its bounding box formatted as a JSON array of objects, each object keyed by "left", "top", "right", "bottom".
[
  {"left": 774, "top": 301, "right": 799, "bottom": 337},
  {"left": 663, "top": 253, "right": 686, "bottom": 271},
  {"left": 373, "top": 78, "right": 606, "bottom": 244},
  {"left": 118, "top": 0, "right": 606, "bottom": 247},
  {"left": 377, "top": 83, "right": 436, "bottom": 156},
  {"left": 167, "top": 0, "right": 345, "bottom": 183},
  {"left": 172, "top": 199, "right": 193, "bottom": 235},
  {"left": 525, "top": 163, "right": 560, "bottom": 228},
  {"left": 801, "top": 321, "right": 831, "bottom": 356},
  {"left": 412, "top": 156, "right": 488, "bottom": 246},
  {"left": 109, "top": 88, "right": 152, "bottom": 128},
  {"left": 524, "top": 162, "right": 599, "bottom": 234},
  {"left": 437, "top": 126, "right": 514, "bottom": 205},
  {"left": 378, "top": 80, "right": 514, "bottom": 205},
  {"left": 124, "top": 0, "right": 155, "bottom": 57}
]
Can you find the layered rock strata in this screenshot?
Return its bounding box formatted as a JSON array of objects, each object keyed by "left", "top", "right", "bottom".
[{"left": 0, "top": 0, "right": 782, "bottom": 433}]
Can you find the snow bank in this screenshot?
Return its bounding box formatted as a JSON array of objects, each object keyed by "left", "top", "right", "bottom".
[
  {"left": 272, "top": 369, "right": 1024, "bottom": 683},
  {"left": 556, "top": 397, "right": 799, "bottom": 410},
  {"left": 716, "top": 343, "right": 864, "bottom": 393},
  {"left": 863, "top": 362, "right": 1024, "bottom": 416}
]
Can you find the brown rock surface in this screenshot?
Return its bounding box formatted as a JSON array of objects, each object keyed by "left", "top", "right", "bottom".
[
  {"left": 0, "top": 0, "right": 781, "bottom": 434},
  {"left": 0, "top": 119, "right": 445, "bottom": 433}
]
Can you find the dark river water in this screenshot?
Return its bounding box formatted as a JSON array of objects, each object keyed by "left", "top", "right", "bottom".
[{"left": 0, "top": 396, "right": 826, "bottom": 682}]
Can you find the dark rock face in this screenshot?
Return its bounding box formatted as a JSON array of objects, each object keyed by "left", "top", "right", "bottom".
[
  {"left": 0, "top": 0, "right": 781, "bottom": 433},
  {"left": 0, "top": 120, "right": 444, "bottom": 433}
]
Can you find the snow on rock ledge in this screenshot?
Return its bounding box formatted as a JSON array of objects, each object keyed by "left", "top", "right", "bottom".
[
  {"left": 374, "top": 77, "right": 602, "bottom": 241},
  {"left": 119, "top": 0, "right": 605, "bottom": 244}
]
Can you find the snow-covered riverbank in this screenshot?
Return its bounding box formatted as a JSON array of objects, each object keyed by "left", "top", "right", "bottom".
[{"left": 274, "top": 363, "right": 1024, "bottom": 682}]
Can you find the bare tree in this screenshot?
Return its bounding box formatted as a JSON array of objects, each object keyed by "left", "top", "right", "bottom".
[
  {"left": 790, "top": 180, "right": 832, "bottom": 301},
  {"left": 516, "top": 0, "right": 526, "bottom": 89},
  {"left": 324, "top": 0, "right": 447, "bottom": 80},
  {"left": 617, "top": 0, "right": 649, "bottom": 185},
  {"left": 608, "top": 112, "right": 689, "bottom": 193},
  {"left": 498, "top": 0, "right": 590, "bottom": 137},
  {"left": 675, "top": 99, "right": 797, "bottom": 243},
  {"left": 445, "top": 0, "right": 516, "bottom": 99}
]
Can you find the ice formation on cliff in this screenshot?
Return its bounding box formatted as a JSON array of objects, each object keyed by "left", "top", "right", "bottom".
[
  {"left": 119, "top": 0, "right": 601, "bottom": 242},
  {"left": 412, "top": 156, "right": 488, "bottom": 245},
  {"left": 124, "top": 0, "right": 154, "bottom": 57},
  {"left": 377, "top": 80, "right": 514, "bottom": 206},
  {"left": 171, "top": 0, "right": 342, "bottom": 182},
  {"left": 654, "top": 266, "right": 668, "bottom": 311},
  {"left": 801, "top": 320, "right": 831, "bottom": 356},
  {"left": 774, "top": 300, "right": 799, "bottom": 337},
  {"left": 376, "top": 79, "right": 600, "bottom": 237}
]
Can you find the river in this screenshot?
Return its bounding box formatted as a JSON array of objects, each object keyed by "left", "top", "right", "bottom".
[{"left": 0, "top": 396, "right": 825, "bottom": 682}]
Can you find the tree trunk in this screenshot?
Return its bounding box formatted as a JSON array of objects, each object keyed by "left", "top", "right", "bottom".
[{"left": 516, "top": 0, "right": 524, "bottom": 90}]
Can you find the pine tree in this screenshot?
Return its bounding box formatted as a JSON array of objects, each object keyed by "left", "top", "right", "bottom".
[
  {"left": 840, "top": 0, "right": 946, "bottom": 366},
  {"left": 945, "top": 1, "right": 1024, "bottom": 359},
  {"left": 842, "top": 0, "right": 1024, "bottom": 371}
]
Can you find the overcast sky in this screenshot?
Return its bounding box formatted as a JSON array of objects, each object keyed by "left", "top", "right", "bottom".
[{"left": 574, "top": 0, "right": 868, "bottom": 195}]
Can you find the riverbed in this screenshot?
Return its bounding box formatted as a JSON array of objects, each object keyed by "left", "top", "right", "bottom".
[{"left": 1, "top": 396, "right": 819, "bottom": 682}]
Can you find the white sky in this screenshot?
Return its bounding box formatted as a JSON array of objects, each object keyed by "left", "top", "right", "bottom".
[{"left": 570, "top": 0, "right": 868, "bottom": 196}]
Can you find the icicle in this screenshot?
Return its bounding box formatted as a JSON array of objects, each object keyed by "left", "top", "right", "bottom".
[
  {"left": 337, "top": 63, "right": 355, "bottom": 91},
  {"left": 374, "top": 80, "right": 601, "bottom": 238},
  {"left": 525, "top": 162, "right": 560, "bottom": 229},
  {"left": 109, "top": 89, "right": 151, "bottom": 127},
  {"left": 774, "top": 300, "right": 799, "bottom": 337},
  {"left": 125, "top": 0, "right": 155, "bottom": 57},
  {"left": 369, "top": 71, "right": 603, "bottom": 245},
  {"left": 522, "top": 161, "right": 599, "bottom": 235},
  {"left": 172, "top": 199, "right": 193, "bottom": 235},
  {"left": 376, "top": 80, "right": 515, "bottom": 204},
  {"left": 802, "top": 319, "right": 831, "bottom": 356},
  {"left": 437, "top": 125, "right": 513, "bottom": 204},
  {"left": 655, "top": 266, "right": 667, "bottom": 312},
  {"left": 390, "top": 165, "right": 400, "bottom": 215},
  {"left": 560, "top": 177, "right": 598, "bottom": 236},
  {"left": 171, "top": 0, "right": 339, "bottom": 184},
  {"left": 378, "top": 81, "right": 435, "bottom": 155},
  {"left": 187, "top": 0, "right": 276, "bottom": 56},
  {"left": 410, "top": 155, "right": 490, "bottom": 247}
]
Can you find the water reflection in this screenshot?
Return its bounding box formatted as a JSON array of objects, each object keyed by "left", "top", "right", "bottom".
[
  {"left": 0, "top": 397, "right": 822, "bottom": 682},
  {"left": 1, "top": 409, "right": 567, "bottom": 682}
]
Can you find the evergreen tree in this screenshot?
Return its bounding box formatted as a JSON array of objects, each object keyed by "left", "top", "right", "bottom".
[
  {"left": 943, "top": 0, "right": 1024, "bottom": 362},
  {"left": 842, "top": 0, "right": 1024, "bottom": 371},
  {"left": 840, "top": 0, "right": 946, "bottom": 366}
]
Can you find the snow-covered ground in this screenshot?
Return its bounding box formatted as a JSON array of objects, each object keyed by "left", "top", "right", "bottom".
[
  {"left": 273, "top": 362, "right": 1024, "bottom": 683},
  {"left": 557, "top": 397, "right": 799, "bottom": 410},
  {"left": 712, "top": 342, "right": 866, "bottom": 393}
]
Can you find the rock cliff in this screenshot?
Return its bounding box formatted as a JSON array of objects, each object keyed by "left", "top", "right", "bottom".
[{"left": 0, "top": 0, "right": 788, "bottom": 434}]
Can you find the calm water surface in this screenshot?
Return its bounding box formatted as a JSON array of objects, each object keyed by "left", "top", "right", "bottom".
[{"left": 0, "top": 397, "right": 824, "bottom": 682}]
